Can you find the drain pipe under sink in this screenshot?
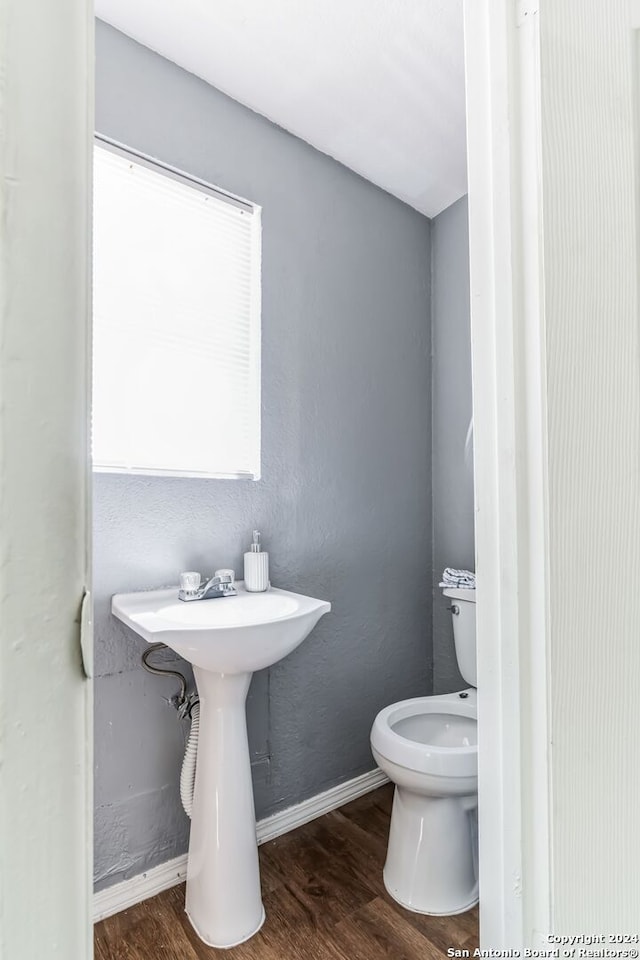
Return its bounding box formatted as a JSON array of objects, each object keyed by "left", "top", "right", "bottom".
[{"left": 179, "top": 700, "right": 200, "bottom": 818}]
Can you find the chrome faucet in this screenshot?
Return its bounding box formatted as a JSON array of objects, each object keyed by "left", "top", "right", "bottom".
[{"left": 178, "top": 570, "right": 237, "bottom": 602}]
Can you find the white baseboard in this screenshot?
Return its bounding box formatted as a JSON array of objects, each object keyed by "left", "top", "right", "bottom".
[
  {"left": 255, "top": 767, "right": 388, "bottom": 845},
  {"left": 93, "top": 767, "right": 389, "bottom": 923},
  {"left": 93, "top": 856, "right": 189, "bottom": 924}
]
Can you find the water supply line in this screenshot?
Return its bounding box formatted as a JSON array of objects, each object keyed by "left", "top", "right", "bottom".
[
  {"left": 141, "top": 643, "right": 188, "bottom": 704},
  {"left": 141, "top": 642, "right": 200, "bottom": 818}
]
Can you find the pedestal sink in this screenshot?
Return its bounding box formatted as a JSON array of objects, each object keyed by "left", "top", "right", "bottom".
[{"left": 112, "top": 581, "right": 330, "bottom": 947}]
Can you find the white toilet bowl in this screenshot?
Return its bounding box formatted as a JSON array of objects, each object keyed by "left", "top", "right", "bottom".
[{"left": 371, "top": 689, "right": 478, "bottom": 915}]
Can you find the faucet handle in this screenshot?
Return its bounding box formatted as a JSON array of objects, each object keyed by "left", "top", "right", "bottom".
[
  {"left": 214, "top": 568, "right": 235, "bottom": 585},
  {"left": 180, "top": 571, "right": 201, "bottom": 595}
]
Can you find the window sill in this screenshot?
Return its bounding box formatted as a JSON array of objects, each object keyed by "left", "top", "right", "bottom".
[{"left": 92, "top": 465, "right": 260, "bottom": 481}]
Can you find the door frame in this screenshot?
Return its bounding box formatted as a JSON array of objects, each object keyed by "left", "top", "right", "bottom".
[
  {"left": 0, "top": 0, "right": 560, "bottom": 952},
  {"left": 0, "top": 0, "right": 94, "bottom": 957},
  {"left": 464, "top": 0, "right": 552, "bottom": 946}
]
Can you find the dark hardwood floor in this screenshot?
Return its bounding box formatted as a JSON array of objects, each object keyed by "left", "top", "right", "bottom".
[{"left": 94, "top": 785, "right": 479, "bottom": 960}]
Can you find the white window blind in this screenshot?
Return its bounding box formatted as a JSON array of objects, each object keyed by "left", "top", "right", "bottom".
[{"left": 92, "top": 141, "right": 261, "bottom": 479}]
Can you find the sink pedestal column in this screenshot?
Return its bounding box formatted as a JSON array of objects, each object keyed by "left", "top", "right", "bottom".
[{"left": 185, "top": 668, "right": 264, "bottom": 948}]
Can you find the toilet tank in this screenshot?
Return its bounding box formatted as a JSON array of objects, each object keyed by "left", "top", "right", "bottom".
[{"left": 443, "top": 588, "right": 477, "bottom": 688}]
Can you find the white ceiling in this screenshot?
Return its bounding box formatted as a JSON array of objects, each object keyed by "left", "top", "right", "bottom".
[{"left": 95, "top": 0, "right": 467, "bottom": 218}]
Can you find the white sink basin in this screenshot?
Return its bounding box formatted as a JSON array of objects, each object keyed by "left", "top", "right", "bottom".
[
  {"left": 112, "top": 582, "right": 330, "bottom": 673},
  {"left": 111, "top": 580, "right": 330, "bottom": 949}
]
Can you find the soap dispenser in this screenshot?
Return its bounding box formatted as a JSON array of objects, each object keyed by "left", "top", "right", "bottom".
[{"left": 244, "top": 530, "right": 269, "bottom": 592}]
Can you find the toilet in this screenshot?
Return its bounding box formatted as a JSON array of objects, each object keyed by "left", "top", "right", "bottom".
[{"left": 370, "top": 587, "right": 478, "bottom": 916}]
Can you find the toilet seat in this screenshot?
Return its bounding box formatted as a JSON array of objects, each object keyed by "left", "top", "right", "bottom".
[{"left": 371, "top": 691, "right": 477, "bottom": 779}]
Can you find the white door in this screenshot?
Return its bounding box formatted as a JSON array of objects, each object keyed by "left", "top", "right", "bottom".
[
  {"left": 466, "top": 0, "right": 640, "bottom": 945},
  {"left": 0, "top": 1, "right": 93, "bottom": 958}
]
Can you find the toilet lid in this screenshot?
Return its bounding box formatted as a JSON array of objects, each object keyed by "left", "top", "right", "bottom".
[{"left": 371, "top": 694, "right": 477, "bottom": 778}]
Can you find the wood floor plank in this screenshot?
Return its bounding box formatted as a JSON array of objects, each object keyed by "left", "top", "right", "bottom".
[
  {"left": 162, "top": 885, "right": 274, "bottom": 960},
  {"left": 339, "top": 784, "right": 395, "bottom": 845},
  {"left": 165, "top": 880, "right": 348, "bottom": 960},
  {"left": 317, "top": 809, "right": 388, "bottom": 886},
  {"left": 390, "top": 900, "right": 480, "bottom": 955},
  {"left": 94, "top": 785, "right": 479, "bottom": 960},
  {"left": 333, "top": 895, "right": 446, "bottom": 960},
  {"left": 257, "top": 843, "right": 285, "bottom": 896},
  {"left": 95, "top": 891, "right": 201, "bottom": 960},
  {"left": 255, "top": 882, "right": 351, "bottom": 960},
  {"left": 260, "top": 830, "right": 375, "bottom": 928}
]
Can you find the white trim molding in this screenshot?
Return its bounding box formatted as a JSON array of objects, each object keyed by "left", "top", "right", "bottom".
[
  {"left": 464, "top": 0, "right": 552, "bottom": 947},
  {"left": 94, "top": 857, "right": 189, "bottom": 924},
  {"left": 0, "top": 0, "right": 93, "bottom": 957},
  {"left": 93, "top": 768, "right": 388, "bottom": 923},
  {"left": 466, "top": 0, "right": 640, "bottom": 942}
]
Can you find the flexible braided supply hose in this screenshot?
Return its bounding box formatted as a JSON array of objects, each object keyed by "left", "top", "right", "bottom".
[{"left": 141, "top": 643, "right": 188, "bottom": 703}]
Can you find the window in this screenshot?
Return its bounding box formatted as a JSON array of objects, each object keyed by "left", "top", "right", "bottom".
[{"left": 92, "top": 140, "right": 261, "bottom": 479}]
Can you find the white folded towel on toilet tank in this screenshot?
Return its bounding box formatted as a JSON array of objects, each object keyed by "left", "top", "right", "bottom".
[{"left": 439, "top": 567, "right": 476, "bottom": 589}]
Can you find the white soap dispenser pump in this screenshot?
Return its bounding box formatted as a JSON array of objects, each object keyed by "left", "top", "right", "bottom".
[{"left": 244, "top": 530, "right": 269, "bottom": 592}]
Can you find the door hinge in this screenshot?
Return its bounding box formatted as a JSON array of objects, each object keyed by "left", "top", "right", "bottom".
[{"left": 80, "top": 588, "right": 93, "bottom": 679}]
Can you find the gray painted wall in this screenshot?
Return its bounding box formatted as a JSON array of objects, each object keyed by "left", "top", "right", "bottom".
[
  {"left": 94, "top": 21, "right": 433, "bottom": 891},
  {"left": 431, "top": 196, "right": 474, "bottom": 693}
]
